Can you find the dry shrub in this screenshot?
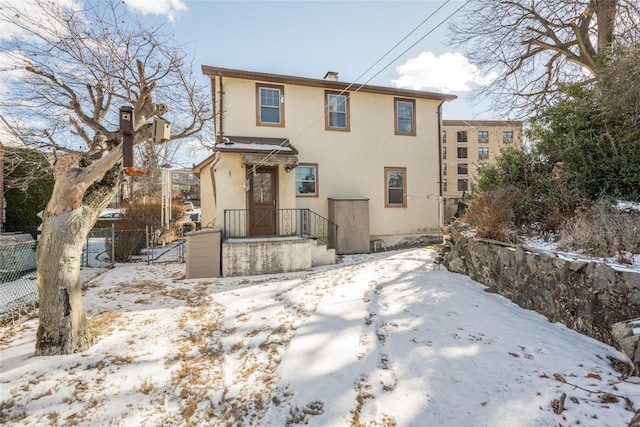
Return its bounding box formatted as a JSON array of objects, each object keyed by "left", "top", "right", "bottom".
[
  {"left": 558, "top": 198, "right": 640, "bottom": 258},
  {"left": 462, "top": 189, "right": 520, "bottom": 243},
  {"left": 118, "top": 199, "right": 185, "bottom": 230}
]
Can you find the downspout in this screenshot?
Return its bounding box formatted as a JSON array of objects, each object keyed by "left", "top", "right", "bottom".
[
  {"left": 209, "top": 151, "right": 222, "bottom": 227},
  {"left": 217, "top": 72, "right": 224, "bottom": 142},
  {"left": 436, "top": 100, "right": 445, "bottom": 229}
]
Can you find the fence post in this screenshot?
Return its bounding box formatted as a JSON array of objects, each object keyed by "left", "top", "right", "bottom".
[
  {"left": 110, "top": 224, "right": 115, "bottom": 268},
  {"left": 84, "top": 233, "right": 89, "bottom": 267},
  {"left": 146, "top": 225, "right": 151, "bottom": 265}
]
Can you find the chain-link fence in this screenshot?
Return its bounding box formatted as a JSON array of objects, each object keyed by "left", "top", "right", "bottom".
[
  {"left": 1, "top": 224, "right": 188, "bottom": 323},
  {"left": 0, "top": 236, "right": 38, "bottom": 323}
]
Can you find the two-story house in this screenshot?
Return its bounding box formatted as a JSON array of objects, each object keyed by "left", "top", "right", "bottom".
[
  {"left": 193, "top": 66, "right": 455, "bottom": 276},
  {"left": 440, "top": 120, "right": 523, "bottom": 220}
]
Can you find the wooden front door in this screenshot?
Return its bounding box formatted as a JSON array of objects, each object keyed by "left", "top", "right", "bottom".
[{"left": 248, "top": 166, "right": 277, "bottom": 236}]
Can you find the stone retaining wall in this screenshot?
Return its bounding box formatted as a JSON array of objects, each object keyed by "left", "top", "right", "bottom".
[{"left": 443, "top": 237, "right": 640, "bottom": 347}]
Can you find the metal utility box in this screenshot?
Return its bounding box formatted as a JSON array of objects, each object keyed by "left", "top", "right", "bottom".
[
  {"left": 185, "top": 228, "right": 221, "bottom": 278},
  {"left": 328, "top": 198, "right": 370, "bottom": 254}
]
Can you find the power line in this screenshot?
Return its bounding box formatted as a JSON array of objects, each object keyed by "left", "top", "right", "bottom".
[{"left": 241, "top": 1, "right": 469, "bottom": 170}]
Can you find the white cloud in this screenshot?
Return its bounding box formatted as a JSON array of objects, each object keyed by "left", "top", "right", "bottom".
[
  {"left": 124, "top": 0, "right": 188, "bottom": 23},
  {"left": 0, "top": 0, "right": 81, "bottom": 42},
  {"left": 391, "top": 51, "right": 498, "bottom": 93}
]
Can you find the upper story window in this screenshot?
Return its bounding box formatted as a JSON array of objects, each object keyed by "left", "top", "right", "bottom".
[
  {"left": 394, "top": 98, "right": 415, "bottom": 135},
  {"left": 503, "top": 131, "right": 513, "bottom": 143},
  {"left": 442, "top": 130, "right": 446, "bottom": 143},
  {"left": 385, "top": 167, "right": 407, "bottom": 207},
  {"left": 442, "top": 163, "right": 447, "bottom": 176},
  {"left": 457, "top": 163, "right": 468, "bottom": 175},
  {"left": 442, "top": 146, "right": 447, "bottom": 160},
  {"left": 457, "top": 131, "right": 467, "bottom": 143},
  {"left": 457, "top": 147, "right": 468, "bottom": 159},
  {"left": 478, "top": 147, "right": 489, "bottom": 160},
  {"left": 325, "top": 91, "right": 350, "bottom": 131},
  {"left": 478, "top": 131, "right": 489, "bottom": 143},
  {"left": 295, "top": 164, "right": 318, "bottom": 197},
  {"left": 257, "top": 84, "right": 284, "bottom": 127}
]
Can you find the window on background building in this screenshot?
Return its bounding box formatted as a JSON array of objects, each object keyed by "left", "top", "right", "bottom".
[
  {"left": 442, "top": 146, "right": 447, "bottom": 159},
  {"left": 442, "top": 130, "right": 446, "bottom": 143},
  {"left": 478, "top": 130, "right": 488, "bottom": 143},
  {"left": 385, "top": 167, "right": 406, "bottom": 207},
  {"left": 503, "top": 130, "right": 513, "bottom": 143},
  {"left": 478, "top": 147, "right": 489, "bottom": 160},
  {"left": 257, "top": 84, "right": 284, "bottom": 126},
  {"left": 295, "top": 164, "right": 318, "bottom": 197},
  {"left": 458, "top": 179, "right": 468, "bottom": 192},
  {"left": 457, "top": 131, "right": 467, "bottom": 143},
  {"left": 457, "top": 147, "right": 468, "bottom": 159},
  {"left": 395, "top": 98, "right": 415, "bottom": 135},
  {"left": 457, "top": 163, "right": 468, "bottom": 175},
  {"left": 442, "top": 179, "right": 447, "bottom": 192},
  {"left": 325, "top": 91, "right": 349, "bottom": 130},
  {"left": 442, "top": 163, "right": 447, "bottom": 176}
]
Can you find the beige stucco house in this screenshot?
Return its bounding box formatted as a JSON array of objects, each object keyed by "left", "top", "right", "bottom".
[
  {"left": 193, "top": 67, "right": 455, "bottom": 274},
  {"left": 441, "top": 120, "right": 523, "bottom": 220}
]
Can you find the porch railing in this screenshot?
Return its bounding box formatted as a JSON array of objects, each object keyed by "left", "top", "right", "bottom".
[{"left": 223, "top": 208, "right": 338, "bottom": 249}]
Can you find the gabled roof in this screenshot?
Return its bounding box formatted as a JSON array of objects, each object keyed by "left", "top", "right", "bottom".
[{"left": 202, "top": 66, "right": 457, "bottom": 102}]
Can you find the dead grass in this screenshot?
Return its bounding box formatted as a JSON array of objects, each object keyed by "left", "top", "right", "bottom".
[
  {"left": 558, "top": 198, "right": 640, "bottom": 259},
  {"left": 138, "top": 379, "right": 154, "bottom": 395},
  {"left": 88, "top": 311, "right": 122, "bottom": 339}
]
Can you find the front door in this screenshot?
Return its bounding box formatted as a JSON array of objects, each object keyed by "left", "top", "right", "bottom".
[{"left": 248, "top": 166, "right": 277, "bottom": 236}]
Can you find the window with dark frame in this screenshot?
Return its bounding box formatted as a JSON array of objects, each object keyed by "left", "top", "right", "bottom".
[
  {"left": 457, "top": 147, "right": 468, "bottom": 159},
  {"left": 442, "top": 179, "right": 447, "bottom": 192},
  {"left": 442, "top": 146, "right": 447, "bottom": 160},
  {"left": 457, "top": 131, "right": 467, "bottom": 143},
  {"left": 503, "top": 130, "right": 513, "bottom": 143},
  {"left": 478, "top": 130, "right": 488, "bottom": 143},
  {"left": 395, "top": 98, "right": 415, "bottom": 135},
  {"left": 325, "top": 91, "right": 349, "bottom": 131},
  {"left": 385, "top": 167, "right": 406, "bottom": 207},
  {"left": 457, "top": 179, "right": 468, "bottom": 192},
  {"left": 478, "top": 147, "right": 489, "bottom": 160},
  {"left": 442, "top": 163, "right": 447, "bottom": 176},
  {"left": 457, "top": 163, "right": 468, "bottom": 175},
  {"left": 257, "top": 84, "right": 284, "bottom": 126},
  {"left": 295, "top": 164, "right": 318, "bottom": 197},
  {"left": 442, "top": 130, "right": 446, "bottom": 143}
]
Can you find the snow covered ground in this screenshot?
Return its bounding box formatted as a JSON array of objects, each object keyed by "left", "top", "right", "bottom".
[{"left": 1, "top": 247, "right": 639, "bottom": 426}]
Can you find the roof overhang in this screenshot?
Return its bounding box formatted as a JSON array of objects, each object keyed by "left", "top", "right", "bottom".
[
  {"left": 192, "top": 136, "right": 299, "bottom": 173},
  {"left": 202, "top": 66, "right": 457, "bottom": 102}
]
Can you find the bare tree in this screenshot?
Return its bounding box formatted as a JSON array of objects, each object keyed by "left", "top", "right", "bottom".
[
  {"left": 0, "top": 0, "right": 212, "bottom": 355},
  {"left": 449, "top": 0, "right": 640, "bottom": 116}
]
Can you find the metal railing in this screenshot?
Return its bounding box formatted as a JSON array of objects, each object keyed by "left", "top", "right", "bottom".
[{"left": 224, "top": 208, "right": 338, "bottom": 248}]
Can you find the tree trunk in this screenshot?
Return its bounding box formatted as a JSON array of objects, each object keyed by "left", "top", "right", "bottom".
[{"left": 35, "top": 167, "right": 120, "bottom": 356}]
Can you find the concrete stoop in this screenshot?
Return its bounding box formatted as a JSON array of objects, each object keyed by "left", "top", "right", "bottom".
[{"left": 311, "top": 241, "right": 337, "bottom": 267}]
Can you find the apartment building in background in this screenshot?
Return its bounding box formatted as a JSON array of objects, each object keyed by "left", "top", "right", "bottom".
[{"left": 441, "top": 120, "right": 523, "bottom": 220}]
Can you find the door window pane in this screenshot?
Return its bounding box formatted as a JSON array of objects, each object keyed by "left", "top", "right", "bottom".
[{"left": 252, "top": 172, "right": 272, "bottom": 203}]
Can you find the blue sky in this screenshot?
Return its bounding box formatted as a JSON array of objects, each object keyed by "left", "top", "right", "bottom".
[{"left": 129, "top": 0, "right": 497, "bottom": 120}]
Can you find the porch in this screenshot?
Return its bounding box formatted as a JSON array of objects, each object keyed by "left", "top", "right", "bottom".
[{"left": 221, "top": 208, "right": 338, "bottom": 277}]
